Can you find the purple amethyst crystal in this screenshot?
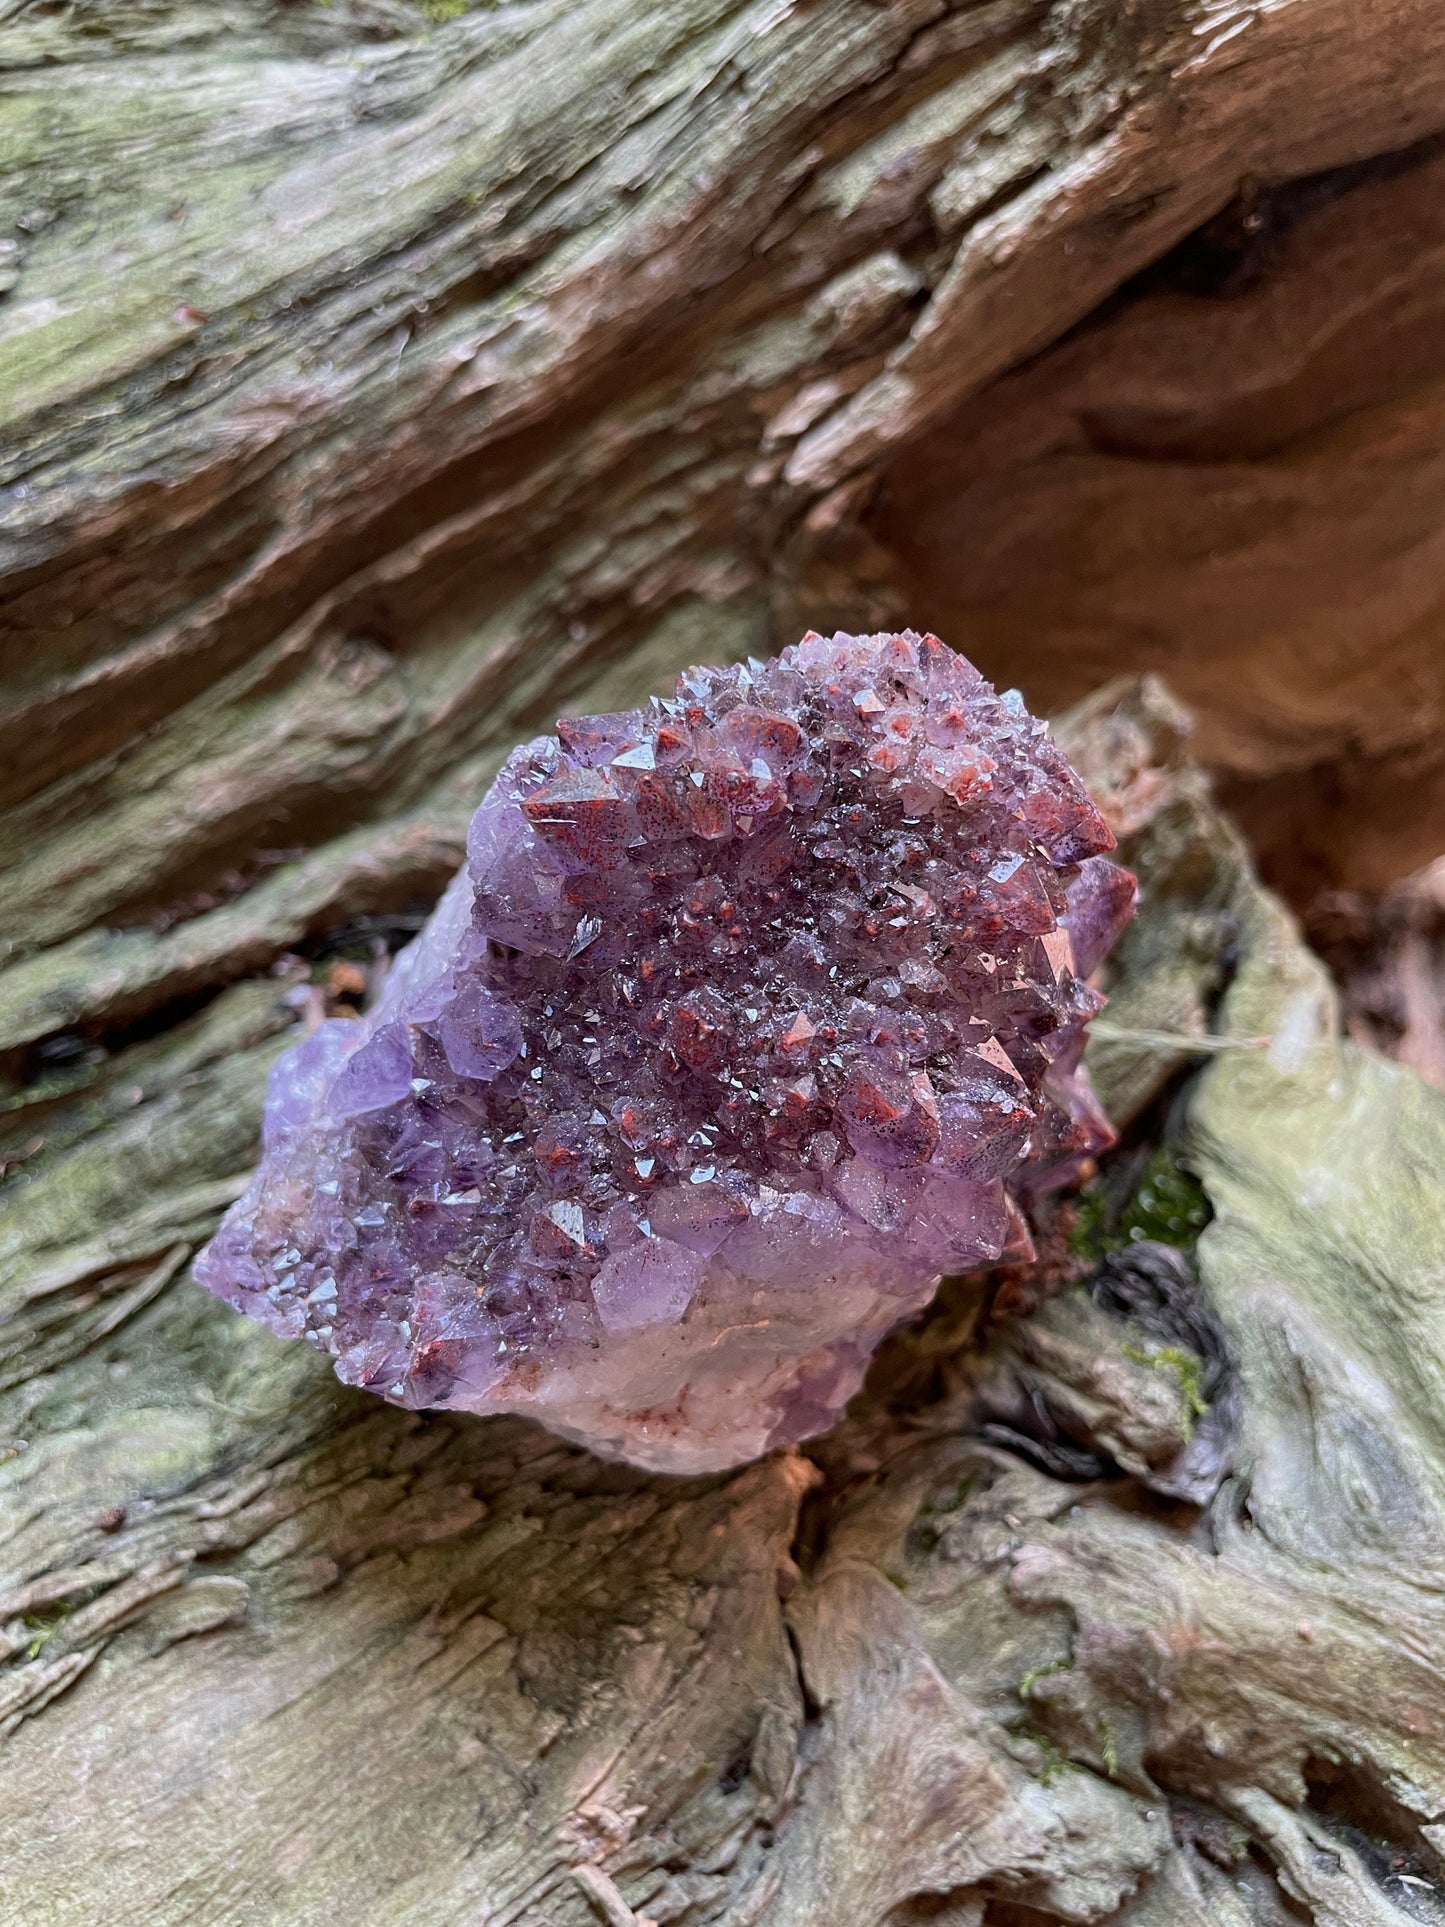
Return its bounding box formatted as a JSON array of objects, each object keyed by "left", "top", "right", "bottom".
[{"left": 196, "top": 631, "right": 1135, "bottom": 1471}]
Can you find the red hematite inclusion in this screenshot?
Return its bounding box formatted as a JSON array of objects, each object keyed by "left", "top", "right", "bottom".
[{"left": 196, "top": 630, "right": 1136, "bottom": 1471}]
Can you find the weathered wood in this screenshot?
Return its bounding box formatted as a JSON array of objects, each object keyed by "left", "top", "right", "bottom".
[
  {"left": 3, "top": 682, "right": 1445, "bottom": 1924},
  {"left": 7, "top": 0, "right": 1445, "bottom": 1047},
  {"left": 6, "top": 2, "right": 1445, "bottom": 1921}
]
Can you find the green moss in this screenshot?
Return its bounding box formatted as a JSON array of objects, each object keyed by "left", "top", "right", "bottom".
[
  {"left": 923, "top": 1474, "right": 975, "bottom": 1521},
  {"left": 1018, "top": 1657, "right": 1072, "bottom": 1702},
  {"left": 0, "top": 1061, "right": 102, "bottom": 1115},
  {"left": 1025, "top": 1730, "right": 1082, "bottom": 1787},
  {"left": 23, "top": 1603, "right": 77, "bottom": 1661},
  {"left": 419, "top": 0, "right": 468, "bottom": 19},
  {"left": 1071, "top": 1147, "right": 1211, "bottom": 1262},
  {"left": 1098, "top": 1714, "right": 1119, "bottom": 1779},
  {"left": 1122, "top": 1340, "right": 1209, "bottom": 1440}
]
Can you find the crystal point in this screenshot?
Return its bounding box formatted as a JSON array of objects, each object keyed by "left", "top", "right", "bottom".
[{"left": 196, "top": 631, "right": 1134, "bottom": 1471}]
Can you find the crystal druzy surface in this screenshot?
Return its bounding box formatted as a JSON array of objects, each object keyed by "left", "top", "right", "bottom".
[{"left": 197, "top": 631, "right": 1135, "bottom": 1471}]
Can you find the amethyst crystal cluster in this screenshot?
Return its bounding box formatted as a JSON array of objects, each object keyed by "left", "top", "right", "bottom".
[{"left": 197, "top": 631, "right": 1134, "bottom": 1471}]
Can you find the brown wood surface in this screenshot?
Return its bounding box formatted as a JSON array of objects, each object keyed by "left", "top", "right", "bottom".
[{"left": 4, "top": 4, "right": 1445, "bottom": 1921}]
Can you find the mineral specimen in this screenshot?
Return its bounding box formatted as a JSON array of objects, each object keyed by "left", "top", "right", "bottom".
[{"left": 196, "top": 631, "right": 1134, "bottom": 1471}]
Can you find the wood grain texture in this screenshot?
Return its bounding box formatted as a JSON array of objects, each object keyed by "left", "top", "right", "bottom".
[
  {"left": 6, "top": 2, "right": 1445, "bottom": 1920},
  {"left": 6, "top": 0, "right": 1445, "bottom": 1047},
  {"left": 3, "top": 683, "right": 1445, "bottom": 1925}
]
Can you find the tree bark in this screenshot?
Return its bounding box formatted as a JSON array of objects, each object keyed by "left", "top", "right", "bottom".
[{"left": 4, "top": 3, "right": 1445, "bottom": 1922}]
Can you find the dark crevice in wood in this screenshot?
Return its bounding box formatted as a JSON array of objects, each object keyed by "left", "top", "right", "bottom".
[
  {"left": 1300, "top": 1757, "right": 1445, "bottom": 1917},
  {"left": 1140, "top": 128, "right": 1445, "bottom": 302}
]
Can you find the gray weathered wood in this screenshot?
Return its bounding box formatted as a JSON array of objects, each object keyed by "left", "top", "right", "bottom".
[
  {"left": 5, "top": 2, "right": 1445, "bottom": 1920},
  {"left": 6, "top": 681, "right": 1445, "bottom": 1924}
]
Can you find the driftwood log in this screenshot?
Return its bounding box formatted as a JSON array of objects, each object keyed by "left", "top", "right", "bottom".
[{"left": 5, "top": 2, "right": 1445, "bottom": 1921}]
